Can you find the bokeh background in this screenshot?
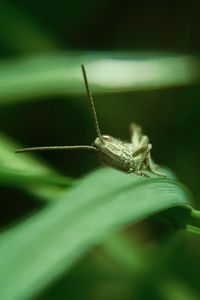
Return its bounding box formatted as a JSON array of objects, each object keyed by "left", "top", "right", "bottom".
[{"left": 0, "top": 1, "right": 200, "bottom": 299}]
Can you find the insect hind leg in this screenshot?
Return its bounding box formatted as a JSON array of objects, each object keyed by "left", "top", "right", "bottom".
[
  {"left": 139, "top": 135, "right": 149, "bottom": 148},
  {"left": 129, "top": 123, "right": 143, "bottom": 146},
  {"left": 146, "top": 153, "right": 166, "bottom": 177},
  {"left": 132, "top": 144, "right": 152, "bottom": 178}
]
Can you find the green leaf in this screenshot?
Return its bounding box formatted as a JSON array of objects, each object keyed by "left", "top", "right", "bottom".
[
  {"left": 0, "top": 52, "right": 199, "bottom": 103},
  {"left": 0, "top": 167, "right": 199, "bottom": 300},
  {"left": 0, "top": 1, "right": 58, "bottom": 53},
  {"left": 165, "top": 207, "right": 200, "bottom": 235},
  {"left": 0, "top": 132, "right": 71, "bottom": 199}
]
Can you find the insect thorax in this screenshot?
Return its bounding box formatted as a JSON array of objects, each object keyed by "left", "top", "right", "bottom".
[{"left": 94, "top": 135, "right": 134, "bottom": 172}]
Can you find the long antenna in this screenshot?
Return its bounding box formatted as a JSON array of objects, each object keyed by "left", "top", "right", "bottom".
[
  {"left": 16, "top": 65, "right": 102, "bottom": 154},
  {"left": 81, "top": 65, "right": 102, "bottom": 139},
  {"left": 16, "top": 145, "right": 97, "bottom": 153}
]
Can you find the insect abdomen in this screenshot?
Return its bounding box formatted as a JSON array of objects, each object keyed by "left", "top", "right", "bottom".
[{"left": 97, "top": 148, "right": 133, "bottom": 172}]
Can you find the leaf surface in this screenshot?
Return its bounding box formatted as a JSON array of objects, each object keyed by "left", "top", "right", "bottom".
[
  {"left": 0, "top": 52, "right": 199, "bottom": 103},
  {"left": 0, "top": 167, "right": 199, "bottom": 300},
  {"left": 0, "top": 132, "right": 71, "bottom": 199}
]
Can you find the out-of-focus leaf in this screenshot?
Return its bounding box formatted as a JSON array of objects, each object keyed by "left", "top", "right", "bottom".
[
  {"left": 0, "top": 167, "right": 199, "bottom": 300},
  {"left": 160, "top": 279, "right": 200, "bottom": 300},
  {"left": 0, "top": 1, "right": 58, "bottom": 53},
  {"left": 0, "top": 52, "right": 199, "bottom": 103},
  {"left": 167, "top": 207, "right": 200, "bottom": 235},
  {"left": 102, "top": 233, "right": 148, "bottom": 274},
  {"left": 0, "top": 132, "right": 71, "bottom": 199}
]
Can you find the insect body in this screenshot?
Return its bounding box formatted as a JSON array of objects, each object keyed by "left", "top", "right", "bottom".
[{"left": 16, "top": 65, "right": 165, "bottom": 178}]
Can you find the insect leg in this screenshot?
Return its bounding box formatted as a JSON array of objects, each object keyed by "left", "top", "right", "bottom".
[
  {"left": 132, "top": 144, "right": 152, "bottom": 158},
  {"left": 132, "top": 144, "right": 152, "bottom": 178},
  {"left": 135, "top": 171, "right": 150, "bottom": 178},
  {"left": 139, "top": 135, "right": 149, "bottom": 147},
  {"left": 129, "top": 123, "right": 142, "bottom": 146},
  {"left": 146, "top": 153, "right": 166, "bottom": 177}
]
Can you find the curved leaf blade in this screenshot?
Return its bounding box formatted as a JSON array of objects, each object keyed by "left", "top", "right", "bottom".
[
  {"left": 0, "top": 52, "right": 199, "bottom": 103},
  {"left": 0, "top": 132, "right": 71, "bottom": 199},
  {"left": 0, "top": 167, "right": 198, "bottom": 300}
]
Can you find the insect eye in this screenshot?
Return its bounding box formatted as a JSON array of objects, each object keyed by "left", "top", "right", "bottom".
[{"left": 102, "top": 135, "right": 110, "bottom": 140}]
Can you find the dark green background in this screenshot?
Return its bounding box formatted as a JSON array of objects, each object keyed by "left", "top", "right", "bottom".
[{"left": 0, "top": 1, "right": 200, "bottom": 299}]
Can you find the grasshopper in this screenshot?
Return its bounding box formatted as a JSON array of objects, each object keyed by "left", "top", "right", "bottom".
[{"left": 16, "top": 65, "right": 165, "bottom": 178}]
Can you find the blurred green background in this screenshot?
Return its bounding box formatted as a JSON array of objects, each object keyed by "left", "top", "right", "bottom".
[{"left": 0, "top": 1, "right": 200, "bottom": 299}]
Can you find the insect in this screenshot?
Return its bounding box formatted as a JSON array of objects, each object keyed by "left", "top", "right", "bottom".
[{"left": 16, "top": 65, "right": 166, "bottom": 178}]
